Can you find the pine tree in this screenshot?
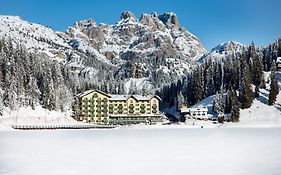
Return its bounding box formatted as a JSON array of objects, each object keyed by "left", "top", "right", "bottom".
[
  {"left": 26, "top": 77, "right": 40, "bottom": 110},
  {"left": 192, "top": 67, "right": 203, "bottom": 104},
  {"left": 0, "top": 56, "right": 4, "bottom": 115},
  {"left": 118, "top": 83, "right": 125, "bottom": 94},
  {"left": 3, "top": 52, "right": 17, "bottom": 110},
  {"left": 42, "top": 64, "right": 56, "bottom": 110},
  {"left": 251, "top": 46, "right": 264, "bottom": 97},
  {"left": 204, "top": 60, "right": 215, "bottom": 97},
  {"left": 229, "top": 89, "right": 239, "bottom": 122},
  {"left": 268, "top": 65, "right": 279, "bottom": 105},
  {"left": 239, "top": 60, "right": 253, "bottom": 109},
  {"left": 213, "top": 90, "right": 224, "bottom": 114},
  {"left": 214, "top": 61, "right": 222, "bottom": 92},
  {"left": 224, "top": 90, "right": 231, "bottom": 113},
  {"left": 72, "top": 97, "right": 81, "bottom": 119}
]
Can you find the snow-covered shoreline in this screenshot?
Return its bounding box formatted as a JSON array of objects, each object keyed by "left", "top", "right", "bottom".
[{"left": 2, "top": 121, "right": 281, "bottom": 131}]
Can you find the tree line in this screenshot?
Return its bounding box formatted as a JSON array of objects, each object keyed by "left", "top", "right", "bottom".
[
  {"left": 0, "top": 38, "right": 75, "bottom": 113},
  {"left": 157, "top": 38, "right": 281, "bottom": 122}
]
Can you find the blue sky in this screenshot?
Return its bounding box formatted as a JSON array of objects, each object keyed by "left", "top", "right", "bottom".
[{"left": 0, "top": 0, "right": 280, "bottom": 50}]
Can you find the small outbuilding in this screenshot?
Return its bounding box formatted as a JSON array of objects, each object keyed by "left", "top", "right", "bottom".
[{"left": 180, "top": 106, "right": 208, "bottom": 120}]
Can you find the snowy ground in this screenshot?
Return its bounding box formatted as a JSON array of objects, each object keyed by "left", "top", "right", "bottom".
[
  {"left": 183, "top": 71, "right": 281, "bottom": 128},
  {"left": 0, "top": 106, "right": 80, "bottom": 130},
  {"left": 1, "top": 128, "right": 281, "bottom": 175},
  {"left": 226, "top": 72, "right": 281, "bottom": 127}
]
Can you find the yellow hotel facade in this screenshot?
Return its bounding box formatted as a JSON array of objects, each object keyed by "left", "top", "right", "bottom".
[{"left": 79, "top": 90, "right": 163, "bottom": 125}]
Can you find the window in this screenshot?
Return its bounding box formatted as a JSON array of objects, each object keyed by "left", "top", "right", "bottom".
[{"left": 129, "top": 104, "right": 134, "bottom": 114}]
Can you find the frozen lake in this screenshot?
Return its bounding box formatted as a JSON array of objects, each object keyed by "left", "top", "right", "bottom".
[{"left": 1, "top": 128, "right": 281, "bottom": 175}]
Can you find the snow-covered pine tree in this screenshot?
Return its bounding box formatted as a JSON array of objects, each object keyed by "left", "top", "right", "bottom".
[
  {"left": 213, "top": 90, "right": 224, "bottom": 114},
  {"left": 214, "top": 61, "right": 223, "bottom": 92},
  {"left": 204, "top": 59, "right": 215, "bottom": 97},
  {"left": 239, "top": 60, "right": 253, "bottom": 109},
  {"left": 14, "top": 45, "right": 27, "bottom": 107},
  {"left": 229, "top": 89, "right": 239, "bottom": 122},
  {"left": 224, "top": 90, "right": 231, "bottom": 113},
  {"left": 72, "top": 97, "right": 81, "bottom": 118},
  {"left": 3, "top": 49, "right": 17, "bottom": 110},
  {"left": 118, "top": 82, "right": 125, "bottom": 94},
  {"left": 42, "top": 63, "right": 56, "bottom": 110},
  {"left": 0, "top": 51, "right": 4, "bottom": 115},
  {"left": 176, "top": 91, "right": 185, "bottom": 110},
  {"left": 268, "top": 63, "right": 279, "bottom": 105},
  {"left": 251, "top": 45, "right": 264, "bottom": 97},
  {"left": 192, "top": 66, "right": 203, "bottom": 104}
]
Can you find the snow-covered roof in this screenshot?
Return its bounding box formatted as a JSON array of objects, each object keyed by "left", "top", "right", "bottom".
[
  {"left": 133, "top": 95, "right": 154, "bottom": 101},
  {"left": 109, "top": 94, "right": 161, "bottom": 101},
  {"left": 277, "top": 57, "right": 281, "bottom": 63},
  {"left": 77, "top": 89, "right": 111, "bottom": 98},
  {"left": 76, "top": 90, "right": 95, "bottom": 98},
  {"left": 78, "top": 89, "right": 162, "bottom": 101},
  {"left": 110, "top": 95, "right": 130, "bottom": 101},
  {"left": 189, "top": 107, "right": 208, "bottom": 112}
]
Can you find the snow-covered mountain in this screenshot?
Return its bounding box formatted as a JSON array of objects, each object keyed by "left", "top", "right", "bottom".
[
  {"left": 0, "top": 15, "right": 71, "bottom": 59},
  {"left": 0, "top": 15, "right": 94, "bottom": 72},
  {"left": 66, "top": 11, "right": 206, "bottom": 64},
  {"left": 0, "top": 12, "right": 207, "bottom": 93},
  {"left": 198, "top": 41, "right": 245, "bottom": 62},
  {"left": 64, "top": 11, "right": 206, "bottom": 89}
]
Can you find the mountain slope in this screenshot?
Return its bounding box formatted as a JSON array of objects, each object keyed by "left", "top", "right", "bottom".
[
  {"left": 198, "top": 41, "right": 245, "bottom": 62},
  {"left": 0, "top": 15, "right": 71, "bottom": 59}
]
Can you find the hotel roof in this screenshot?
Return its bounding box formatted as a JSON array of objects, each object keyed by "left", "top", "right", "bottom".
[{"left": 78, "top": 89, "right": 162, "bottom": 101}]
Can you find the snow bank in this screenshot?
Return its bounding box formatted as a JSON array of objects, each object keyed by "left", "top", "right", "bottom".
[
  {"left": 0, "top": 106, "right": 79, "bottom": 129},
  {"left": 0, "top": 123, "right": 13, "bottom": 130}
]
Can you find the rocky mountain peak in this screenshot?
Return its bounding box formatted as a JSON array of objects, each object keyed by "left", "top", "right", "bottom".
[
  {"left": 158, "top": 12, "right": 180, "bottom": 29},
  {"left": 139, "top": 12, "right": 165, "bottom": 31},
  {"left": 74, "top": 18, "right": 96, "bottom": 30},
  {"left": 212, "top": 41, "right": 245, "bottom": 53},
  {"left": 198, "top": 41, "right": 245, "bottom": 62},
  {"left": 120, "top": 11, "right": 137, "bottom": 22}
]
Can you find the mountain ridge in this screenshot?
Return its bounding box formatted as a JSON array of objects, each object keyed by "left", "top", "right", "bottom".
[{"left": 0, "top": 12, "right": 245, "bottom": 95}]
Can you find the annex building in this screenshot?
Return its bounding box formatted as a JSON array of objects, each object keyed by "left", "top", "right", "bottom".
[{"left": 79, "top": 90, "right": 163, "bottom": 125}]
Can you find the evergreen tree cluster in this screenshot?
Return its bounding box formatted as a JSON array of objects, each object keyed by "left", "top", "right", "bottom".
[
  {"left": 157, "top": 39, "right": 281, "bottom": 118},
  {"left": 0, "top": 38, "right": 74, "bottom": 112}
]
